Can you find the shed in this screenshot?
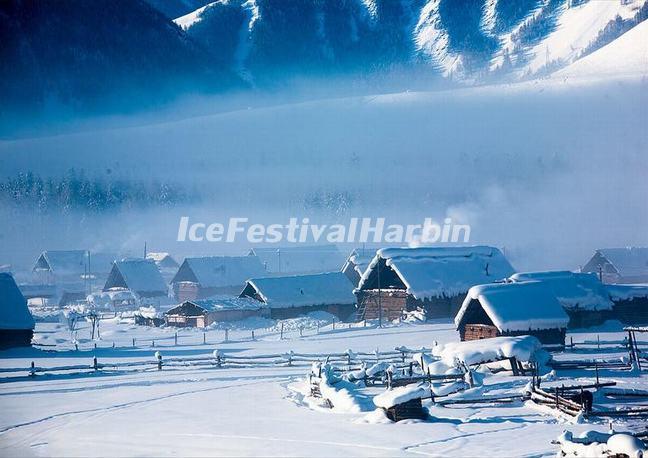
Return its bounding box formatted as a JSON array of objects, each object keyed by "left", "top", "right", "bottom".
[
  {"left": 171, "top": 256, "right": 266, "bottom": 301},
  {"left": 248, "top": 245, "right": 345, "bottom": 275},
  {"left": 0, "top": 273, "right": 35, "bottom": 348},
  {"left": 606, "top": 284, "right": 648, "bottom": 325},
  {"left": 373, "top": 384, "right": 429, "bottom": 422},
  {"left": 165, "top": 296, "right": 266, "bottom": 328},
  {"left": 355, "top": 246, "right": 515, "bottom": 321},
  {"left": 455, "top": 281, "right": 569, "bottom": 346},
  {"left": 582, "top": 247, "right": 648, "bottom": 284},
  {"left": 103, "top": 259, "right": 167, "bottom": 298},
  {"left": 510, "top": 271, "right": 613, "bottom": 328},
  {"left": 341, "top": 248, "right": 376, "bottom": 286},
  {"left": 240, "top": 271, "right": 357, "bottom": 320}
]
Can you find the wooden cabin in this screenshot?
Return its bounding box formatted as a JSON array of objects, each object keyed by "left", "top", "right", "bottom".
[
  {"left": 582, "top": 247, "right": 648, "bottom": 284},
  {"left": 455, "top": 281, "right": 569, "bottom": 346},
  {"left": 341, "top": 248, "right": 375, "bottom": 286},
  {"left": 248, "top": 245, "right": 345, "bottom": 275},
  {"left": 104, "top": 259, "right": 168, "bottom": 299},
  {"left": 0, "top": 273, "right": 35, "bottom": 348},
  {"left": 240, "top": 271, "right": 357, "bottom": 320},
  {"left": 170, "top": 256, "right": 266, "bottom": 302},
  {"left": 355, "top": 246, "right": 515, "bottom": 321},
  {"left": 165, "top": 296, "right": 267, "bottom": 328},
  {"left": 606, "top": 284, "right": 648, "bottom": 325},
  {"left": 510, "top": 271, "right": 613, "bottom": 328},
  {"left": 146, "top": 252, "right": 180, "bottom": 283}
]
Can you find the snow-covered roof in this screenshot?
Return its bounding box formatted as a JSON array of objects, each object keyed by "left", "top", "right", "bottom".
[
  {"left": 455, "top": 281, "right": 569, "bottom": 332},
  {"left": 146, "top": 252, "right": 179, "bottom": 268},
  {"left": 357, "top": 246, "right": 515, "bottom": 299},
  {"left": 510, "top": 271, "right": 613, "bottom": 311},
  {"left": 606, "top": 284, "right": 648, "bottom": 302},
  {"left": 188, "top": 295, "right": 264, "bottom": 312},
  {"left": 249, "top": 245, "right": 345, "bottom": 274},
  {"left": 104, "top": 259, "right": 167, "bottom": 296},
  {"left": 243, "top": 272, "right": 356, "bottom": 309},
  {"left": 172, "top": 256, "right": 266, "bottom": 289},
  {"left": 597, "top": 247, "right": 648, "bottom": 278},
  {"left": 434, "top": 335, "right": 543, "bottom": 366},
  {"left": 342, "top": 248, "right": 376, "bottom": 277},
  {"left": 0, "top": 273, "right": 35, "bottom": 330},
  {"left": 373, "top": 384, "right": 428, "bottom": 409},
  {"left": 33, "top": 250, "right": 117, "bottom": 276}
]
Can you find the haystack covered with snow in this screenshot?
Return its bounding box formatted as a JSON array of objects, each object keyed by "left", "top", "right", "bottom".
[
  {"left": 104, "top": 259, "right": 167, "bottom": 298},
  {"left": 248, "top": 245, "right": 345, "bottom": 275},
  {"left": 355, "top": 246, "right": 515, "bottom": 320},
  {"left": 0, "top": 273, "right": 35, "bottom": 347},
  {"left": 240, "top": 272, "right": 356, "bottom": 320},
  {"left": 455, "top": 281, "right": 569, "bottom": 345},
  {"left": 171, "top": 256, "right": 266, "bottom": 301}
]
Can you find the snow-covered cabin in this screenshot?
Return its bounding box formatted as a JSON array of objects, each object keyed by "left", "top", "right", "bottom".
[
  {"left": 355, "top": 246, "right": 515, "bottom": 321},
  {"left": 455, "top": 281, "right": 569, "bottom": 346},
  {"left": 0, "top": 273, "right": 35, "bottom": 348},
  {"left": 605, "top": 284, "right": 648, "bottom": 325},
  {"left": 165, "top": 296, "right": 268, "bottom": 328},
  {"left": 582, "top": 247, "right": 648, "bottom": 284},
  {"left": 171, "top": 256, "right": 267, "bottom": 301},
  {"left": 341, "top": 248, "right": 376, "bottom": 286},
  {"left": 510, "top": 271, "right": 613, "bottom": 328},
  {"left": 240, "top": 271, "right": 357, "bottom": 320},
  {"left": 248, "top": 245, "right": 345, "bottom": 275},
  {"left": 103, "top": 259, "right": 167, "bottom": 299},
  {"left": 146, "top": 252, "right": 179, "bottom": 270}
]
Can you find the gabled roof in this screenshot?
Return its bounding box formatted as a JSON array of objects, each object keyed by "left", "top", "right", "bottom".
[
  {"left": 596, "top": 247, "right": 648, "bottom": 278},
  {"left": 146, "top": 252, "right": 179, "bottom": 269},
  {"left": 188, "top": 295, "right": 264, "bottom": 312},
  {"left": 33, "top": 250, "right": 87, "bottom": 275},
  {"left": 33, "top": 250, "right": 117, "bottom": 276},
  {"left": 342, "top": 248, "right": 375, "bottom": 277},
  {"left": 243, "top": 271, "right": 356, "bottom": 309},
  {"left": 171, "top": 256, "right": 266, "bottom": 289},
  {"left": 357, "top": 246, "right": 515, "bottom": 299},
  {"left": 104, "top": 259, "right": 167, "bottom": 296},
  {"left": 455, "top": 281, "right": 569, "bottom": 332},
  {"left": 510, "top": 271, "right": 613, "bottom": 311},
  {"left": 0, "top": 273, "right": 35, "bottom": 330},
  {"left": 248, "top": 245, "right": 345, "bottom": 274}
]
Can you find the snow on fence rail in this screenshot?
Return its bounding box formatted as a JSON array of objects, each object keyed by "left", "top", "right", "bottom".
[{"left": 0, "top": 347, "right": 435, "bottom": 380}]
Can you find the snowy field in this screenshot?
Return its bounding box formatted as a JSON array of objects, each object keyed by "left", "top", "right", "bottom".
[{"left": 1, "top": 317, "right": 646, "bottom": 457}]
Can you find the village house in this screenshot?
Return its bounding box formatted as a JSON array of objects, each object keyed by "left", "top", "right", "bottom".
[
  {"left": 31, "top": 250, "right": 117, "bottom": 305},
  {"left": 248, "top": 245, "right": 345, "bottom": 275},
  {"left": 341, "top": 247, "right": 376, "bottom": 286},
  {"left": 146, "top": 252, "right": 179, "bottom": 282},
  {"left": 104, "top": 259, "right": 168, "bottom": 300},
  {"left": 171, "top": 256, "right": 266, "bottom": 301},
  {"left": 0, "top": 273, "right": 35, "bottom": 348},
  {"left": 605, "top": 284, "right": 648, "bottom": 325},
  {"left": 355, "top": 246, "right": 515, "bottom": 321},
  {"left": 165, "top": 296, "right": 267, "bottom": 328},
  {"left": 240, "top": 271, "right": 357, "bottom": 320},
  {"left": 454, "top": 281, "right": 570, "bottom": 346},
  {"left": 581, "top": 247, "right": 648, "bottom": 284},
  {"left": 510, "top": 271, "right": 613, "bottom": 328}
]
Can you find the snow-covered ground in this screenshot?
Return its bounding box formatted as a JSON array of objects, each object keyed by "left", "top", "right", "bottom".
[{"left": 1, "top": 317, "right": 646, "bottom": 456}]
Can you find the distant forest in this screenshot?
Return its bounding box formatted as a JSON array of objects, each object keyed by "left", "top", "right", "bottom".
[{"left": 0, "top": 169, "right": 195, "bottom": 213}]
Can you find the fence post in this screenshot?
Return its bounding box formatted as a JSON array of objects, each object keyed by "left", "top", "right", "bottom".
[
  {"left": 213, "top": 350, "right": 222, "bottom": 368},
  {"left": 225, "top": 329, "right": 229, "bottom": 343},
  {"left": 132, "top": 338, "right": 135, "bottom": 347},
  {"left": 29, "top": 361, "right": 36, "bottom": 377},
  {"left": 152, "top": 340, "right": 155, "bottom": 348},
  {"left": 94, "top": 342, "right": 97, "bottom": 350},
  {"left": 315, "top": 323, "right": 319, "bottom": 335},
  {"left": 299, "top": 327, "right": 303, "bottom": 338},
  {"left": 112, "top": 342, "right": 115, "bottom": 349},
  {"left": 75, "top": 343, "right": 79, "bottom": 351},
  {"left": 174, "top": 333, "right": 178, "bottom": 346},
  {"left": 156, "top": 351, "right": 162, "bottom": 370},
  {"left": 93, "top": 356, "right": 98, "bottom": 371},
  {"left": 251, "top": 330, "right": 255, "bottom": 341},
  {"left": 332, "top": 321, "right": 335, "bottom": 330},
  {"left": 203, "top": 332, "right": 206, "bottom": 345}
]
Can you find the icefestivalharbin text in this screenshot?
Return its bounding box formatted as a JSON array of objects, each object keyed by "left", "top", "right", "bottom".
[{"left": 176, "top": 217, "right": 471, "bottom": 244}]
